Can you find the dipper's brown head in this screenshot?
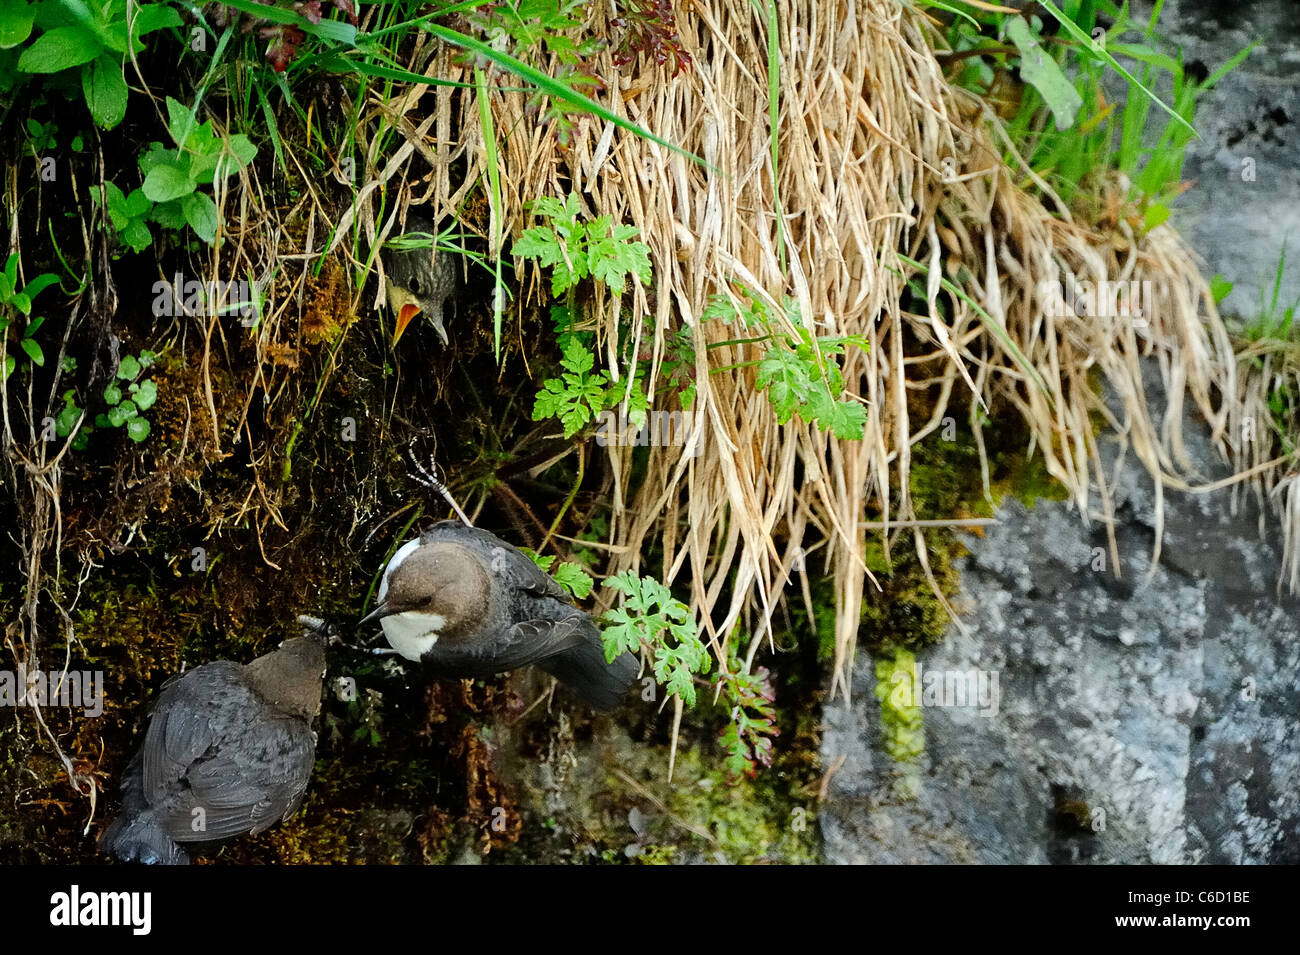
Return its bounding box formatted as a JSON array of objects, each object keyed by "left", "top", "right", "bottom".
[
  {"left": 241, "top": 624, "right": 329, "bottom": 721},
  {"left": 359, "top": 540, "right": 491, "bottom": 661}
]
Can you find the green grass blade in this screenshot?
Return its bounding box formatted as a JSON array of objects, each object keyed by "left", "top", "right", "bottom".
[
  {"left": 212, "top": 0, "right": 357, "bottom": 44},
  {"left": 422, "top": 22, "right": 702, "bottom": 166},
  {"left": 311, "top": 51, "right": 471, "bottom": 87},
  {"left": 255, "top": 82, "right": 285, "bottom": 174},
  {"left": 908, "top": 0, "right": 980, "bottom": 29},
  {"left": 1037, "top": 0, "right": 1195, "bottom": 137},
  {"left": 1202, "top": 42, "right": 1255, "bottom": 90},
  {"left": 1270, "top": 240, "right": 1287, "bottom": 319},
  {"left": 476, "top": 66, "right": 506, "bottom": 363}
]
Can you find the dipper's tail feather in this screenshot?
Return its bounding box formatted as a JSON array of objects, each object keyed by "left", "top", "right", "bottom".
[
  {"left": 99, "top": 816, "right": 189, "bottom": 865},
  {"left": 539, "top": 633, "right": 639, "bottom": 710},
  {"left": 98, "top": 764, "right": 189, "bottom": 865}
]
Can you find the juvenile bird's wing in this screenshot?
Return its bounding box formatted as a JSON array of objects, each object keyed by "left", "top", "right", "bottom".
[
  {"left": 139, "top": 663, "right": 315, "bottom": 842},
  {"left": 175, "top": 717, "right": 316, "bottom": 840},
  {"left": 422, "top": 521, "right": 569, "bottom": 601},
  {"left": 140, "top": 662, "right": 246, "bottom": 802}
]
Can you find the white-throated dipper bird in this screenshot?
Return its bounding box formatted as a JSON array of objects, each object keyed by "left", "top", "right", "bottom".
[
  {"left": 98, "top": 617, "right": 329, "bottom": 865},
  {"left": 382, "top": 213, "right": 458, "bottom": 346},
  {"left": 360, "top": 521, "right": 638, "bottom": 709}
]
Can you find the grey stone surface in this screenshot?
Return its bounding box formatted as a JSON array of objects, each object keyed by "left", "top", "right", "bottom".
[
  {"left": 1141, "top": 0, "right": 1300, "bottom": 316},
  {"left": 818, "top": 0, "right": 1300, "bottom": 870},
  {"left": 821, "top": 368, "right": 1300, "bottom": 863}
]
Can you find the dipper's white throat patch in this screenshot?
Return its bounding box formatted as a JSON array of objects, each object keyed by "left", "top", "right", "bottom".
[{"left": 381, "top": 611, "right": 445, "bottom": 661}]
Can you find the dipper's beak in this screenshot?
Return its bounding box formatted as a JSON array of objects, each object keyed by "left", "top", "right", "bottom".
[
  {"left": 393, "top": 302, "right": 421, "bottom": 346},
  {"left": 358, "top": 601, "right": 390, "bottom": 628}
]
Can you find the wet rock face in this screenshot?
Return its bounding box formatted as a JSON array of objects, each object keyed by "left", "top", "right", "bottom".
[
  {"left": 821, "top": 367, "right": 1300, "bottom": 864},
  {"left": 1147, "top": 0, "right": 1300, "bottom": 314}
]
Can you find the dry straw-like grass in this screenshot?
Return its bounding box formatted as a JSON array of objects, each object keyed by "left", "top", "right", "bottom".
[{"left": 357, "top": 0, "right": 1269, "bottom": 699}]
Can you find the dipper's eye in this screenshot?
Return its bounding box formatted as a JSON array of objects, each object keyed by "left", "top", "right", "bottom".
[{"left": 410, "top": 276, "right": 423, "bottom": 294}]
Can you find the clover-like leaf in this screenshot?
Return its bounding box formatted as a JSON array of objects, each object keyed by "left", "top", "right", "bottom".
[
  {"left": 116, "top": 354, "right": 141, "bottom": 380},
  {"left": 126, "top": 417, "right": 150, "bottom": 442},
  {"left": 132, "top": 379, "right": 158, "bottom": 411}
]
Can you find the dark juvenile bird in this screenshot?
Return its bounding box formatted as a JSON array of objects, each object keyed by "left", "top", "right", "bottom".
[
  {"left": 360, "top": 521, "right": 638, "bottom": 710},
  {"left": 98, "top": 617, "right": 329, "bottom": 865},
  {"left": 381, "top": 213, "right": 458, "bottom": 346}
]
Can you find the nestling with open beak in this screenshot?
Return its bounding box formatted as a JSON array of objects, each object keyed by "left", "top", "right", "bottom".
[
  {"left": 360, "top": 521, "right": 639, "bottom": 710},
  {"left": 381, "top": 213, "right": 459, "bottom": 347}
]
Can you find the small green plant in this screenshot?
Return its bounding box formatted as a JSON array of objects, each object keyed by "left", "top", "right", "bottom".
[
  {"left": 874, "top": 648, "right": 925, "bottom": 763},
  {"left": 659, "top": 327, "right": 698, "bottom": 410},
  {"left": 53, "top": 389, "right": 90, "bottom": 450},
  {"left": 567, "top": 512, "right": 608, "bottom": 569},
  {"left": 717, "top": 661, "right": 779, "bottom": 779},
  {"left": 755, "top": 331, "right": 868, "bottom": 440},
  {"left": 22, "top": 109, "right": 84, "bottom": 156},
  {"left": 532, "top": 336, "right": 618, "bottom": 438},
  {"left": 0, "top": 252, "right": 60, "bottom": 380},
  {"left": 95, "top": 181, "right": 155, "bottom": 253},
  {"left": 515, "top": 194, "right": 652, "bottom": 438},
  {"left": 24, "top": 116, "right": 57, "bottom": 154},
  {"left": 514, "top": 193, "right": 651, "bottom": 297},
  {"left": 1243, "top": 244, "right": 1300, "bottom": 343},
  {"left": 136, "top": 96, "right": 258, "bottom": 243},
  {"left": 2, "top": 314, "right": 47, "bottom": 379},
  {"left": 601, "top": 571, "right": 709, "bottom": 706},
  {"left": 9, "top": 0, "right": 181, "bottom": 129},
  {"left": 704, "top": 287, "right": 869, "bottom": 439},
  {"left": 91, "top": 351, "right": 158, "bottom": 443},
  {"left": 522, "top": 549, "right": 595, "bottom": 599},
  {"left": 348, "top": 689, "right": 384, "bottom": 747}
]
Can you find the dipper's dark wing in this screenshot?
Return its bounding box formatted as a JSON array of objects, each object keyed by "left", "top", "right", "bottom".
[
  {"left": 430, "top": 611, "right": 636, "bottom": 709},
  {"left": 421, "top": 521, "right": 569, "bottom": 602},
  {"left": 538, "top": 637, "right": 640, "bottom": 710},
  {"left": 140, "top": 663, "right": 314, "bottom": 841},
  {"left": 178, "top": 718, "right": 315, "bottom": 839},
  {"left": 140, "top": 662, "right": 245, "bottom": 802},
  {"left": 424, "top": 614, "right": 590, "bottom": 677}
]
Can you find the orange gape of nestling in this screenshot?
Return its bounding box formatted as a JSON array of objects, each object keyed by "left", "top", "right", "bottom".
[{"left": 381, "top": 213, "right": 458, "bottom": 346}]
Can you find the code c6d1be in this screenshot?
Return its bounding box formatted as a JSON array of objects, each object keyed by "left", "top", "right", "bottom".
[{"left": 1129, "top": 892, "right": 1251, "bottom": 906}]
